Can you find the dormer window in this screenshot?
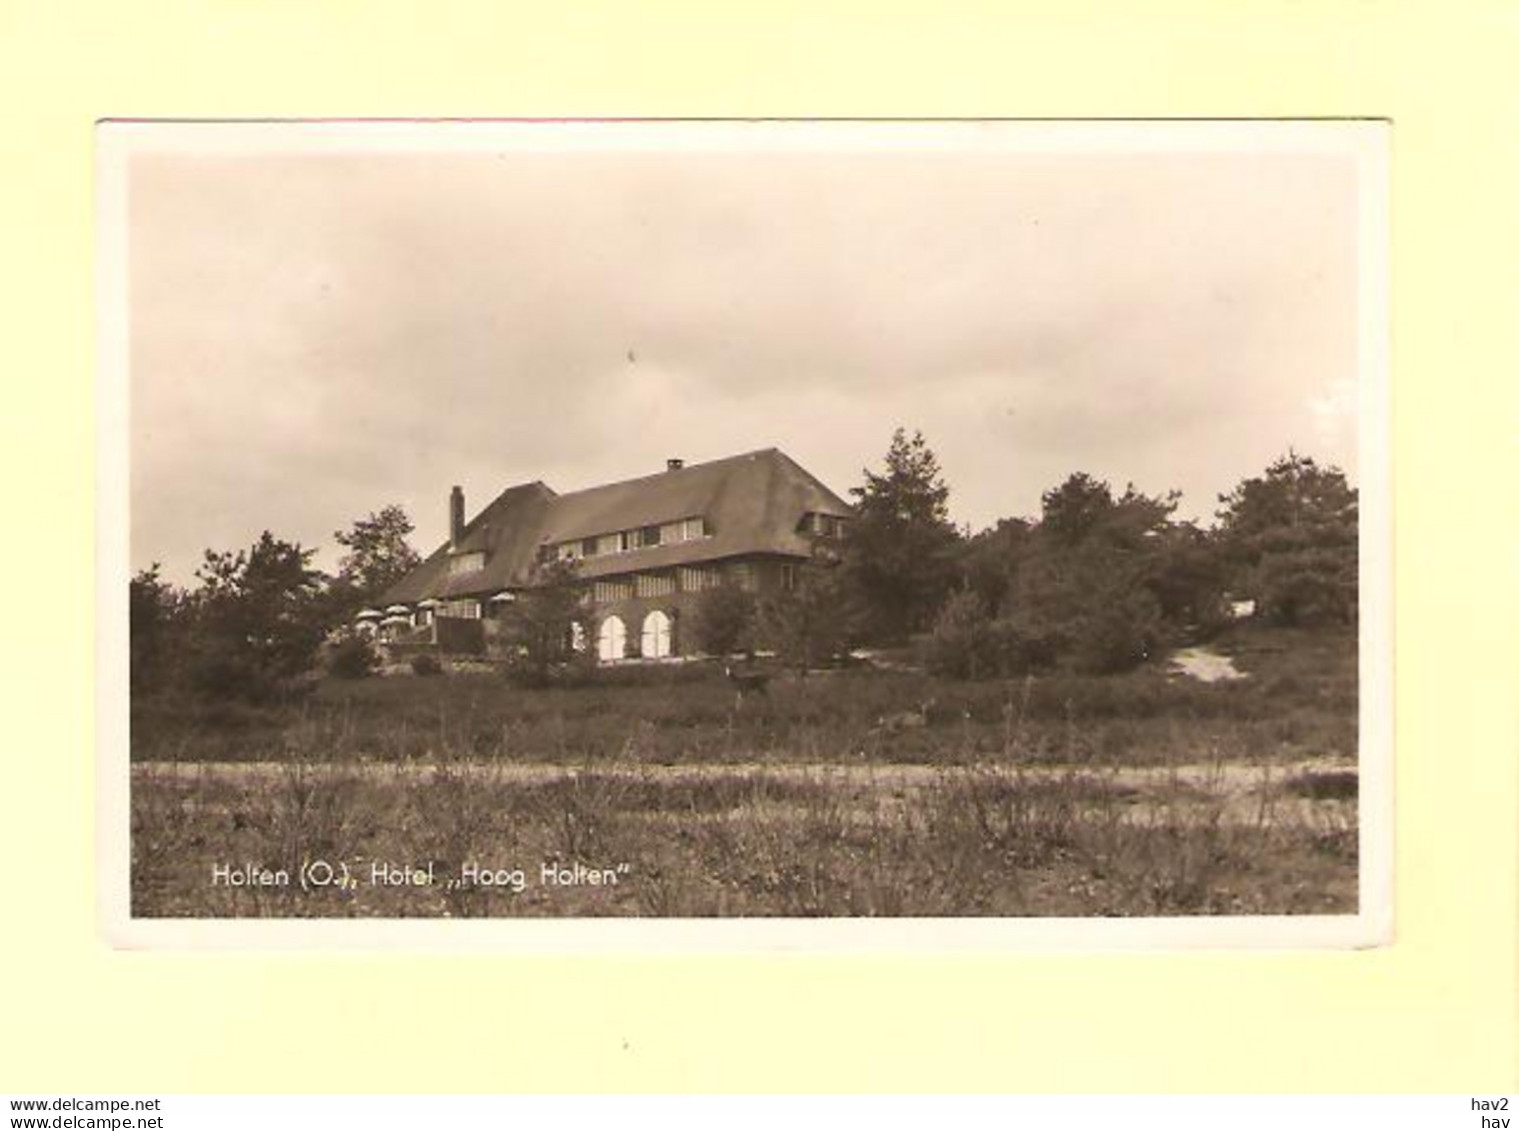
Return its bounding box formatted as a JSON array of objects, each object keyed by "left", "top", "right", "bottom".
[
  {"left": 448, "top": 550, "right": 486, "bottom": 575},
  {"left": 556, "top": 516, "right": 706, "bottom": 562},
  {"left": 801, "top": 512, "right": 846, "bottom": 538},
  {"left": 628, "top": 525, "right": 662, "bottom": 550}
]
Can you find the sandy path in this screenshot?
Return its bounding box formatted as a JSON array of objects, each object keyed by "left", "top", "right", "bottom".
[
  {"left": 132, "top": 756, "right": 1351, "bottom": 788},
  {"left": 1168, "top": 646, "right": 1247, "bottom": 682},
  {"left": 131, "top": 757, "right": 1357, "bottom": 827}
]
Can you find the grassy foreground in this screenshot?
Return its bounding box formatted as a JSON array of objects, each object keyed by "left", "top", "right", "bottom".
[{"left": 130, "top": 625, "right": 1359, "bottom": 918}]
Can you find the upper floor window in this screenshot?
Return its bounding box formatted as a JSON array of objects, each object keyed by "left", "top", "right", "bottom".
[
  {"left": 449, "top": 550, "right": 486, "bottom": 575},
  {"left": 801, "top": 512, "right": 847, "bottom": 539},
  {"left": 559, "top": 516, "right": 707, "bottom": 563}
]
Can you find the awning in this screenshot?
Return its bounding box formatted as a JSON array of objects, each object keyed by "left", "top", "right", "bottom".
[{"left": 354, "top": 608, "right": 383, "bottom": 620}]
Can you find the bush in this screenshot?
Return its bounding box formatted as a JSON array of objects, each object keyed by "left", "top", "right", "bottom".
[
  {"left": 1248, "top": 548, "right": 1357, "bottom": 628},
  {"left": 990, "top": 617, "right": 1062, "bottom": 674},
  {"left": 924, "top": 591, "right": 1001, "bottom": 679},
  {"left": 1067, "top": 588, "right": 1164, "bottom": 675},
  {"left": 693, "top": 584, "right": 757, "bottom": 656},
  {"left": 925, "top": 593, "right": 1062, "bottom": 681},
  {"left": 502, "top": 645, "right": 597, "bottom": 690},
  {"left": 757, "top": 557, "right": 861, "bottom": 672},
  {"left": 328, "top": 634, "right": 379, "bottom": 680},
  {"left": 411, "top": 653, "right": 443, "bottom": 677}
]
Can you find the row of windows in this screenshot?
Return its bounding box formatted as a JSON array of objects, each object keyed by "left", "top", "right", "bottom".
[
  {"left": 437, "top": 599, "right": 482, "bottom": 620},
  {"left": 373, "top": 557, "right": 799, "bottom": 631},
  {"left": 589, "top": 562, "right": 765, "bottom": 603},
  {"left": 677, "top": 565, "right": 724, "bottom": 593},
  {"left": 555, "top": 516, "right": 708, "bottom": 563},
  {"left": 365, "top": 609, "right": 676, "bottom": 662},
  {"left": 593, "top": 579, "right": 633, "bottom": 604},
  {"left": 595, "top": 611, "right": 673, "bottom": 661}
]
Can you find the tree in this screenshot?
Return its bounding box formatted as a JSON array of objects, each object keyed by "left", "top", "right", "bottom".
[
  {"left": 496, "top": 557, "right": 591, "bottom": 686},
  {"left": 1005, "top": 474, "right": 1185, "bottom": 674},
  {"left": 332, "top": 504, "right": 422, "bottom": 606},
  {"left": 757, "top": 554, "right": 861, "bottom": 673},
  {"left": 129, "top": 564, "right": 188, "bottom": 695},
  {"left": 188, "top": 531, "right": 327, "bottom": 701},
  {"left": 842, "top": 428, "right": 963, "bottom": 642},
  {"left": 957, "top": 517, "right": 1032, "bottom": 617},
  {"left": 1215, "top": 452, "right": 1358, "bottom": 628},
  {"left": 1144, "top": 521, "right": 1230, "bottom": 635},
  {"left": 692, "top": 583, "right": 757, "bottom": 657}
]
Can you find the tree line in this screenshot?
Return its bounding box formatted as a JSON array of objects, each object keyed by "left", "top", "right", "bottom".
[
  {"left": 130, "top": 429, "right": 1358, "bottom": 701},
  {"left": 692, "top": 428, "right": 1357, "bottom": 678},
  {"left": 130, "top": 505, "right": 421, "bottom": 702}
]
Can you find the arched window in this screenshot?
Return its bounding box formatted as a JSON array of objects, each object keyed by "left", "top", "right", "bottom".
[
  {"left": 597, "top": 615, "right": 627, "bottom": 662},
  {"left": 641, "top": 610, "right": 672, "bottom": 659}
]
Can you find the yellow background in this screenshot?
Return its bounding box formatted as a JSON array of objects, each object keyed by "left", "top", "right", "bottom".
[{"left": 2, "top": 0, "right": 1515, "bottom": 1092}]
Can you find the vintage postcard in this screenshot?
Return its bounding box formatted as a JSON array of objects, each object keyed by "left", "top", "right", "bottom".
[{"left": 97, "top": 119, "right": 1390, "bottom": 948}]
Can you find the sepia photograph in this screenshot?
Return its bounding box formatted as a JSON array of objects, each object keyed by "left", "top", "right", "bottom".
[{"left": 99, "top": 120, "right": 1389, "bottom": 943}]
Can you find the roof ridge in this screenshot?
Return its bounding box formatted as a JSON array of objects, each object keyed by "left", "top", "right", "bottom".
[{"left": 550, "top": 447, "right": 784, "bottom": 501}]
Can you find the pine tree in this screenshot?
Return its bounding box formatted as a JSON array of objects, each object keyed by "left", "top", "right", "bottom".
[{"left": 842, "top": 428, "right": 963, "bottom": 642}]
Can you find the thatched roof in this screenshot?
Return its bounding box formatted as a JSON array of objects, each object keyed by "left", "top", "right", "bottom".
[{"left": 379, "top": 448, "right": 850, "bottom": 604}]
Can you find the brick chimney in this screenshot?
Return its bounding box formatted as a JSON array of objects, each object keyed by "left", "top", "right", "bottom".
[
  {"left": 666, "top": 458, "right": 684, "bottom": 472},
  {"left": 449, "top": 485, "right": 465, "bottom": 548}
]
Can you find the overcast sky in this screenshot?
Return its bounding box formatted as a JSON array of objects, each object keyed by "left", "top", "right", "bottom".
[{"left": 126, "top": 126, "right": 1364, "bottom": 585}]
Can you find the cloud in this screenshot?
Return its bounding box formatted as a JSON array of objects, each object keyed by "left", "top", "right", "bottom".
[{"left": 126, "top": 137, "right": 1363, "bottom": 582}]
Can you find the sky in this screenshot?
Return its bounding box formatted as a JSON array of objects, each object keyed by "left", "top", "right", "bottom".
[{"left": 124, "top": 125, "right": 1366, "bottom": 585}]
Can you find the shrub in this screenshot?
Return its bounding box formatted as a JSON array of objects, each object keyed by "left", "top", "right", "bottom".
[
  {"left": 1248, "top": 548, "right": 1357, "bottom": 628},
  {"left": 411, "top": 653, "right": 443, "bottom": 677},
  {"left": 757, "top": 556, "right": 861, "bottom": 672},
  {"left": 925, "top": 593, "right": 1063, "bottom": 681},
  {"left": 503, "top": 646, "right": 598, "bottom": 690},
  {"left": 924, "top": 590, "right": 1001, "bottom": 679},
  {"left": 1067, "top": 588, "right": 1164, "bottom": 675},
  {"left": 328, "top": 634, "right": 379, "bottom": 680},
  {"left": 988, "top": 617, "right": 1061, "bottom": 674},
  {"left": 692, "top": 584, "right": 757, "bottom": 657},
  {"left": 495, "top": 557, "right": 592, "bottom": 686}
]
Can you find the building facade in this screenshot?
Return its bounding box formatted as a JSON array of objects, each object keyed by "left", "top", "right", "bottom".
[{"left": 360, "top": 448, "right": 852, "bottom": 662}]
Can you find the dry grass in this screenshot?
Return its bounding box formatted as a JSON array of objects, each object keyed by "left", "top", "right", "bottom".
[{"left": 130, "top": 624, "right": 1358, "bottom": 918}]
